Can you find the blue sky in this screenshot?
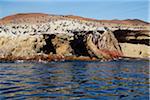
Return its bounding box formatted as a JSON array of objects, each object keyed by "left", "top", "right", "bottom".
[{"left": 0, "top": 0, "right": 149, "bottom": 22}]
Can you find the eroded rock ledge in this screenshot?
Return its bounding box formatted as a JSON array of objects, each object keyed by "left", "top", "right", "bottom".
[{"left": 0, "top": 29, "right": 123, "bottom": 61}]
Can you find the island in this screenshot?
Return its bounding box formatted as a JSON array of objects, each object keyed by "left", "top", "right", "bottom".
[{"left": 0, "top": 13, "right": 149, "bottom": 61}]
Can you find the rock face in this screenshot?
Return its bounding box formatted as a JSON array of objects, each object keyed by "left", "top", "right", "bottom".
[
  {"left": 0, "top": 13, "right": 149, "bottom": 60},
  {"left": 113, "top": 30, "right": 150, "bottom": 58},
  {"left": 120, "top": 43, "right": 150, "bottom": 58},
  {"left": 0, "top": 35, "right": 45, "bottom": 58},
  {"left": 86, "top": 29, "right": 122, "bottom": 59},
  {"left": 51, "top": 34, "right": 73, "bottom": 56}
]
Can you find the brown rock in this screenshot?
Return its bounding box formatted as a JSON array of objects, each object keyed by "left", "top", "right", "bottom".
[
  {"left": 86, "top": 29, "right": 123, "bottom": 59},
  {"left": 51, "top": 34, "right": 73, "bottom": 56}
]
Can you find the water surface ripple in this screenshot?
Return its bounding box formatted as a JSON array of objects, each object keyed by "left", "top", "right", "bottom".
[{"left": 0, "top": 59, "right": 149, "bottom": 100}]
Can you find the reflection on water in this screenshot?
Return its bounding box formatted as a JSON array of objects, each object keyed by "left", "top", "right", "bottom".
[{"left": 0, "top": 59, "right": 149, "bottom": 99}]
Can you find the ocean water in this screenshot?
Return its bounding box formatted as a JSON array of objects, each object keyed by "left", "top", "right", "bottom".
[{"left": 0, "top": 59, "right": 149, "bottom": 100}]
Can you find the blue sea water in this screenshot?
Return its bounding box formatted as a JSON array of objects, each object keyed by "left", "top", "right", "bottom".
[{"left": 0, "top": 59, "right": 149, "bottom": 100}]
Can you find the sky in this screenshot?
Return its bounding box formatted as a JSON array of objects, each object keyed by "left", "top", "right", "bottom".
[{"left": 0, "top": 0, "right": 149, "bottom": 22}]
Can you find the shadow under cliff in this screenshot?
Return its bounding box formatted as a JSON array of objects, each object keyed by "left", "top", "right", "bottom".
[
  {"left": 70, "top": 35, "right": 90, "bottom": 57},
  {"left": 41, "top": 34, "right": 56, "bottom": 54},
  {"left": 114, "top": 30, "right": 150, "bottom": 46}
]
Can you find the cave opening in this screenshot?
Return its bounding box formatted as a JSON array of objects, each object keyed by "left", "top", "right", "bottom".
[
  {"left": 70, "top": 35, "right": 90, "bottom": 57},
  {"left": 41, "top": 34, "right": 56, "bottom": 54}
]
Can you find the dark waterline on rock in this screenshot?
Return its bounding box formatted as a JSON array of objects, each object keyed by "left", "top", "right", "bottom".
[{"left": 0, "top": 59, "right": 149, "bottom": 99}]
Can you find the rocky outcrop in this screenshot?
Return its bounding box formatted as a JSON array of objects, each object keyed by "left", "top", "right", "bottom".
[
  {"left": 0, "top": 35, "right": 45, "bottom": 58},
  {"left": 0, "top": 13, "right": 149, "bottom": 61},
  {"left": 0, "top": 29, "right": 122, "bottom": 61},
  {"left": 86, "top": 29, "right": 122, "bottom": 59}
]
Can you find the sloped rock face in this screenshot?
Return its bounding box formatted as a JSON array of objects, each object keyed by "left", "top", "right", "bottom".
[{"left": 86, "top": 29, "right": 122, "bottom": 59}]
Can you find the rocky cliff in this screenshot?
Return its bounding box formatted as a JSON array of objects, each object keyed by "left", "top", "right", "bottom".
[{"left": 0, "top": 13, "right": 149, "bottom": 61}]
